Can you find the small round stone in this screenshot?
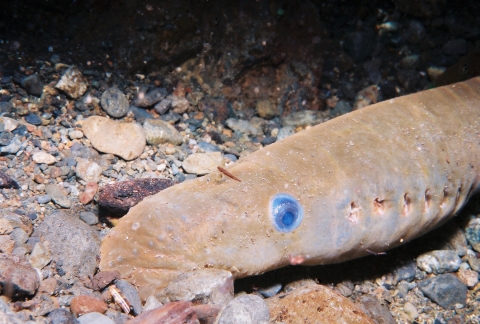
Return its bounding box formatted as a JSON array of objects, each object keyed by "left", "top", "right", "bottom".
[
  {"left": 101, "top": 87, "right": 129, "bottom": 118},
  {"left": 25, "top": 113, "right": 42, "bottom": 125}
]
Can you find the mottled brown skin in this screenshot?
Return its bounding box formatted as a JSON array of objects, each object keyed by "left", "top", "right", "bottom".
[{"left": 100, "top": 77, "right": 480, "bottom": 300}]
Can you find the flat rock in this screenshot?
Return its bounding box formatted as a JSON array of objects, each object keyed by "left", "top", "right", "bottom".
[
  {"left": 85, "top": 270, "right": 120, "bottom": 291},
  {"left": 356, "top": 295, "right": 396, "bottom": 324},
  {"left": 281, "top": 110, "right": 324, "bottom": 127},
  {"left": 418, "top": 273, "right": 467, "bottom": 309},
  {"left": 216, "top": 294, "right": 269, "bottom": 324},
  {"left": 143, "top": 119, "right": 183, "bottom": 145},
  {"left": 70, "top": 295, "right": 108, "bottom": 316},
  {"left": 182, "top": 152, "right": 223, "bottom": 175},
  {"left": 157, "top": 269, "right": 233, "bottom": 306},
  {"left": 101, "top": 87, "right": 129, "bottom": 118},
  {"left": 416, "top": 250, "right": 461, "bottom": 274},
  {"left": 32, "top": 151, "right": 56, "bottom": 165},
  {"left": 128, "top": 301, "right": 196, "bottom": 324},
  {"left": 55, "top": 66, "right": 88, "bottom": 99},
  {"left": 116, "top": 279, "right": 143, "bottom": 315},
  {"left": 226, "top": 118, "right": 257, "bottom": 136},
  {"left": 77, "top": 312, "right": 115, "bottom": 324},
  {"left": 29, "top": 242, "right": 52, "bottom": 270},
  {"left": 35, "top": 211, "right": 100, "bottom": 278},
  {"left": 0, "top": 253, "right": 40, "bottom": 298},
  {"left": 133, "top": 88, "right": 168, "bottom": 107},
  {"left": 98, "top": 178, "right": 175, "bottom": 215},
  {"left": 47, "top": 308, "right": 77, "bottom": 324},
  {"left": 266, "top": 281, "right": 374, "bottom": 323},
  {"left": 45, "top": 184, "right": 71, "bottom": 208},
  {"left": 82, "top": 116, "right": 145, "bottom": 161}
]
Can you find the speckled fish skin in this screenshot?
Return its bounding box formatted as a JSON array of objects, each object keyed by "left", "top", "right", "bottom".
[{"left": 100, "top": 77, "right": 480, "bottom": 299}]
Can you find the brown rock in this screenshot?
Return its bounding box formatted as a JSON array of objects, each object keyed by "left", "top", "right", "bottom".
[
  {"left": 192, "top": 304, "right": 222, "bottom": 324},
  {"left": 85, "top": 270, "right": 121, "bottom": 290},
  {"left": 127, "top": 301, "right": 196, "bottom": 324},
  {"left": 99, "top": 178, "right": 175, "bottom": 215},
  {"left": 39, "top": 277, "right": 58, "bottom": 295},
  {"left": 0, "top": 171, "right": 19, "bottom": 189},
  {"left": 79, "top": 182, "right": 98, "bottom": 204},
  {"left": 82, "top": 116, "right": 146, "bottom": 161},
  {"left": 0, "top": 235, "right": 15, "bottom": 253},
  {"left": 70, "top": 295, "right": 108, "bottom": 316},
  {"left": 0, "top": 253, "right": 40, "bottom": 298},
  {"left": 266, "top": 281, "right": 374, "bottom": 323}
]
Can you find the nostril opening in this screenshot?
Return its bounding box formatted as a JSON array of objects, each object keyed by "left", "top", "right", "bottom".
[
  {"left": 455, "top": 186, "right": 462, "bottom": 205},
  {"left": 347, "top": 202, "right": 360, "bottom": 224},
  {"left": 440, "top": 186, "right": 449, "bottom": 208},
  {"left": 373, "top": 198, "right": 384, "bottom": 214},
  {"left": 403, "top": 193, "right": 411, "bottom": 215},
  {"left": 424, "top": 189, "right": 431, "bottom": 211}
]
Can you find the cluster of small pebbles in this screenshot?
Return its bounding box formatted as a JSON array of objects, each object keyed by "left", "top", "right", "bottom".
[{"left": 1, "top": 3, "right": 480, "bottom": 323}]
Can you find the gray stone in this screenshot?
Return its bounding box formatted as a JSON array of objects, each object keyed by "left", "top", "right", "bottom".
[
  {"left": 465, "top": 218, "right": 480, "bottom": 252},
  {"left": 0, "top": 311, "right": 25, "bottom": 324},
  {"left": 55, "top": 66, "right": 88, "bottom": 99},
  {"left": 197, "top": 141, "right": 221, "bottom": 152},
  {"left": 276, "top": 126, "right": 295, "bottom": 141},
  {"left": 282, "top": 110, "right": 323, "bottom": 127},
  {"left": 143, "top": 119, "right": 183, "bottom": 145},
  {"left": 77, "top": 312, "right": 114, "bottom": 324},
  {"left": 45, "top": 184, "right": 71, "bottom": 208},
  {"left": 21, "top": 74, "right": 43, "bottom": 97},
  {"left": 35, "top": 211, "right": 100, "bottom": 278},
  {"left": 393, "top": 260, "right": 416, "bottom": 283},
  {"left": 143, "top": 296, "right": 162, "bottom": 312},
  {"left": 182, "top": 152, "right": 223, "bottom": 175},
  {"left": 157, "top": 269, "right": 233, "bottom": 306},
  {"left": 0, "top": 253, "right": 40, "bottom": 298},
  {"left": 101, "top": 87, "right": 129, "bottom": 118},
  {"left": 133, "top": 88, "right": 168, "bottom": 107},
  {"left": 0, "top": 131, "right": 13, "bottom": 146},
  {"left": 0, "top": 137, "right": 22, "bottom": 154},
  {"left": 226, "top": 118, "right": 257, "bottom": 136},
  {"left": 82, "top": 116, "right": 146, "bottom": 161},
  {"left": 154, "top": 98, "right": 172, "bottom": 114},
  {"left": 418, "top": 273, "right": 467, "bottom": 309},
  {"left": 79, "top": 212, "right": 98, "bottom": 225},
  {"left": 216, "top": 294, "right": 269, "bottom": 324},
  {"left": 258, "top": 283, "right": 282, "bottom": 298},
  {"left": 356, "top": 295, "right": 395, "bottom": 324},
  {"left": 116, "top": 279, "right": 143, "bottom": 315},
  {"left": 416, "top": 250, "right": 461, "bottom": 274},
  {"left": 47, "top": 308, "right": 77, "bottom": 324},
  {"left": 37, "top": 195, "right": 52, "bottom": 204}
]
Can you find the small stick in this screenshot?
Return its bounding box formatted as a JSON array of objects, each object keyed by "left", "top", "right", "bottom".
[{"left": 217, "top": 166, "right": 241, "bottom": 182}]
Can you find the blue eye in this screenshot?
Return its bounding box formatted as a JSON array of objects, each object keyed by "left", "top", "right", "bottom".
[{"left": 270, "top": 194, "right": 303, "bottom": 232}]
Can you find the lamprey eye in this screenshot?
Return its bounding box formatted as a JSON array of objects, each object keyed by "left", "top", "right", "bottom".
[{"left": 270, "top": 194, "right": 304, "bottom": 232}]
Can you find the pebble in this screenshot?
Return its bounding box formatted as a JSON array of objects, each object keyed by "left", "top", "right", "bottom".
[
  {"left": 75, "top": 157, "right": 102, "bottom": 183},
  {"left": 257, "top": 283, "right": 282, "bottom": 298},
  {"left": 98, "top": 178, "right": 175, "bottom": 215},
  {"left": 0, "top": 131, "right": 13, "bottom": 146},
  {"left": 85, "top": 270, "right": 120, "bottom": 291},
  {"left": 70, "top": 295, "right": 108, "bottom": 316},
  {"left": 154, "top": 98, "right": 172, "bottom": 114},
  {"left": 45, "top": 184, "right": 71, "bottom": 208},
  {"left": 133, "top": 88, "right": 168, "bottom": 107},
  {"left": 276, "top": 126, "right": 295, "bottom": 141},
  {"left": 116, "top": 279, "right": 143, "bottom": 315},
  {"left": 226, "top": 118, "right": 258, "bottom": 136},
  {"left": 143, "top": 296, "right": 162, "bottom": 312},
  {"left": 0, "top": 236, "right": 15, "bottom": 253},
  {"left": 79, "top": 182, "right": 98, "bottom": 204},
  {"left": 0, "top": 137, "right": 22, "bottom": 154},
  {"left": 282, "top": 110, "right": 323, "bottom": 127},
  {"left": 256, "top": 99, "right": 277, "bottom": 119},
  {"left": 0, "top": 253, "right": 40, "bottom": 297},
  {"left": 0, "top": 171, "right": 19, "bottom": 189},
  {"left": 101, "top": 87, "right": 129, "bottom": 118},
  {"left": 393, "top": 260, "right": 417, "bottom": 283},
  {"left": 418, "top": 273, "right": 467, "bottom": 309},
  {"left": 32, "top": 151, "right": 56, "bottom": 165},
  {"left": 21, "top": 74, "right": 43, "bottom": 96},
  {"left": 217, "top": 294, "right": 270, "bottom": 324},
  {"left": 416, "top": 250, "right": 462, "bottom": 274},
  {"left": 79, "top": 211, "right": 98, "bottom": 225},
  {"left": 465, "top": 217, "right": 480, "bottom": 252},
  {"left": 157, "top": 269, "right": 233, "bottom": 306},
  {"left": 356, "top": 294, "right": 395, "bottom": 324},
  {"left": 77, "top": 312, "right": 115, "bottom": 324},
  {"left": 37, "top": 194, "right": 52, "bottom": 204},
  {"left": 353, "top": 84, "right": 379, "bottom": 110},
  {"left": 197, "top": 141, "right": 221, "bottom": 152},
  {"left": 55, "top": 66, "right": 88, "bottom": 99},
  {"left": 456, "top": 269, "right": 479, "bottom": 288},
  {"left": 128, "top": 301, "right": 196, "bottom": 324},
  {"left": 25, "top": 113, "right": 42, "bottom": 125},
  {"left": 47, "top": 308, "right": 78, "bottom": 324},
  {"left": 403, "top": 302, "right": 419, "bottom": 321},
  {"left": 29, "top": 242, "right": 52, "bottom": 270},
  {"left": 266, "top": 281, "right": 373, "bottom": 323},
  {"left": 35, "top": 211, "right": 100, "bottom": 278},
  {"left": 68, "top": 129, "right": 83, "bottom": 139},
  {"left": 182, "top": 152, "right": 224, "bottom": 175},
  {"left": 82, "top": 116, "right": 146, "bottom": 160},
  {"left": 143, "top": 118, "right": 183, "bottom": 145}
]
